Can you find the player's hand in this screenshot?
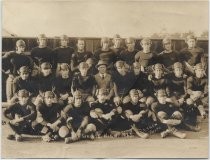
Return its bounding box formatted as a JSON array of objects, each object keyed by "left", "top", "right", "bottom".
[
  {"left": 60, "top": 94, "right": 69, "bottom": 100},
  {"left": 116, "top": 106, "right": 122, "bottom": 114},
  {"left": 90, "top": 111, "right": 98, "bottom": 119},
  {"left": 47, "top": 123, "right": 59, "bottom": 132},
  {"left": 68, "top": 97, "right": 74, "bottom": 104},
  {"left": 130, "top": 115, "right": 140, "bottom": 122},
  {"left": 114, "top": 96, "right": 121, "bottom": 106},
  {"left": 178, "top": 98, "right": 184, "bottom": 104},
  {"left": 139, "top": 97, "right": 146, "bottom": 103},
  {"left": 148, "top": 75, "right": 152, "bottom": 81},
  {"left": 186, "top": 98, "right": 194, "bottom": 105},
  {"left": 102, "top": 114, "right": 112, "bottom": 120}
]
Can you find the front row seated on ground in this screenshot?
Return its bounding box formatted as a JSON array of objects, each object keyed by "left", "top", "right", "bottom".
[{"left": 3, "top": 87, "right": 207, "bottom": 142}]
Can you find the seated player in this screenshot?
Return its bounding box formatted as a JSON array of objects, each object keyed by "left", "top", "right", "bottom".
[
  {"left": 94, "top": 60, "right": 114, "bottom": 100},
  {"left": 4, "top": 89, "right": 37, "bottom": 142},
  {"left": 90, "top": 89, "right": 118, "bottom": 137},
  {"left": 32, "top": 91, "right": 62, "bottom": 142},
  {"left": 13, "top": 66, "right": 38, "bottom": 98},
  {"left": 86, "top": 57, "right": 98, "bottom": 75},
  {"left": 148, "top": 63, "right": 170, "bottom": 96},
  {"left": 151, "top": 89, "right": 186, "bottom": 139},
  {"left": 59, "top": 90, "right": 96, "bottom": 143},
  {"left": 54, "top": 63, "right": 72, "bottom": 108},
  {"left": 112, "top": 61, "right": 134, "bottom": 103},
  {"left": 167, "top": 62, "right": 187, "bottom": 105},
  {"left": 37, "top": 62, "right": 55, "bottom": 94},
  {"left": 182, "top": 63, "right": 207, "bottom": 131},
  {"left": 121, "top": 89, "right": 160, "bottom": 139},
  {"left": 71, "top": 62, "right": 95, "bottom": 103}
]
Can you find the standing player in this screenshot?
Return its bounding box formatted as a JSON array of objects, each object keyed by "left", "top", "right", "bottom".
[
  {"left": 157, "top": 37, "right": 179, "bottom": 70},
  {"left": 119, "top": 37, "right": 138, "bottom": 66},
  {"left": 70, "top": 39, "right": 93, "bottom": 72},
  {"left": 31, "top": 34, "right": 55, "bottom": 70},
  {"left": 110, "top": 34, "right": 125, "bottom": 60},
  {"left": 179, "top": 35, "right": 204, "bottom": 73},
  {"left": 2, "top": 40, "right": 33, "bottom": 101},
  {"left": 53, "top": 35, "right": 74, "bottom": 76},
  {"left": 135, "top": 38, "right": 157, "bottom": 73},
  {"left": 94, "top": 37, "right": 116, "bottom": 70}
]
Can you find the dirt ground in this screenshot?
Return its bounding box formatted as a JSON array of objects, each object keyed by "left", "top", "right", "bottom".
[{"left": 1, "top": 117, "right": 209, "bottom": 159}]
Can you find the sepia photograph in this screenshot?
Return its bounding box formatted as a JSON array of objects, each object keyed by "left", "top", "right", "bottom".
[{"left": 1, "top": 0, "right": 209, "bottom": 159}]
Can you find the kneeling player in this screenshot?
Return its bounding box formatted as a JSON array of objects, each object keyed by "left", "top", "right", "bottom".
[
  {"left": 4, "top": 89, "right": 37, "bottom": 141},
  {"left": 152, "top": 89, "right": 186, "bottom": 139},
  {"left": 59, "top": 90, "right": 96, "bottom": 143}
]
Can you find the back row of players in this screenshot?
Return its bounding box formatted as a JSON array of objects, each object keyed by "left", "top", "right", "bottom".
[{"left": 2, "top": 34, "right": 208, "bottom": 142}]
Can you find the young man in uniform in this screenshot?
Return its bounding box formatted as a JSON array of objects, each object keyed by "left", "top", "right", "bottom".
[
  {"left": 31, "top": 34, "right": 55, "bottom": 70},
  {"left": 151, "top": 89, "right": 186, "bottom": 139},
  {"left": 53, "top": 35, "right": 74, "bottom": 76},
  {"left": 167, "top": 62, "right": 187, "bottom": 105},
  {"left": 135, "top": 38, "right": 157, "bottom": 73},
  {"left": 110, "top": 34, "right": 125, "bottom": 60},
  {"left": 119, "top": 37, "right": 138, "bottom": 66},
  {"left": 59, "top": 90, "right": 96, "bottom": 143},
  {"left": 2, "top": 40, "right": 33, "bottom": 101},
  {"left": 90, "top": 89, "right": 118, "bottom": 137},
  {"left": 71, "top": 39, "right": 93, "bottom": 72},
  {"left": 36, "top": 62, "right": 55, "bottom": 95},
  {"left": 182, "top": 63, "right": 207, "bottom": 131},
  {"left": 54, "top": 63, "right": 72, "bottom": 108},
  {"left": 112, "top": 61, "right": 134, "bottom": 103},
  {"left": 4, "top": 89, "right": 37, "bottom": 141},
  {"left": 71, "top": 62, "right": 95, "bottom": 102},
  {"left": 179, "top": 34, "right": 204, "bottom": 73},
  {"left": 32, "top": 91, "right": 62, "bottom": 142},
  {"left": 157, "top": 37, "right": 179, "bottom": 70}
]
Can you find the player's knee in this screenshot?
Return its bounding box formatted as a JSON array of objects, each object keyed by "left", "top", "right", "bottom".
[
  {"left": 171, "top": 111, "right": 182, "bottom": 120},
  {"left": 157, "top": 111, "right": 167, "bottom": 120},
  {"left": 86, "top": 96, "right": 95, "bottom": 103},
  {"left": 186, "top": 98, "right": 193, "bottom": 105},
  {"left": 146, "top": 96, "right": 155, "bottom": 106}
]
